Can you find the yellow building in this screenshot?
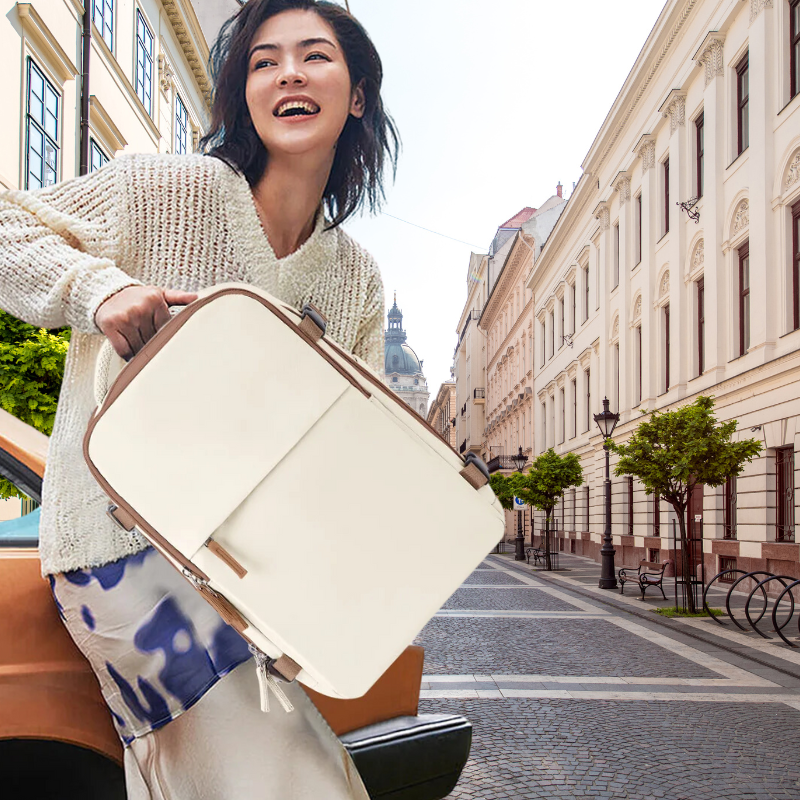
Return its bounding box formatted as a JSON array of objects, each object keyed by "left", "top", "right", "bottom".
[{"left": 0, "top": 0, "right": 226, "bottom": 518}]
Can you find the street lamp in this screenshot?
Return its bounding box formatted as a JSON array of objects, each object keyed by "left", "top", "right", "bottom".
[
  {"left": 511, "top": 446, "right": 528, "bottom": 561},
  {"left": 593, "top": 397, "right": 620, "bottom": 589}
]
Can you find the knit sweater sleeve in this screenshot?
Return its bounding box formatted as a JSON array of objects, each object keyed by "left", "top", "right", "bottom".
[
  {"left": 0, "top": 159, "right": 144, "bottom": 334},
  {"left": 351, "top": 257, "right": 385, "bottom": 378}
]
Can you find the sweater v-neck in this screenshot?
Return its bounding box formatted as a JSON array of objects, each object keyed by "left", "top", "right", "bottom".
[{"left": 220, "top": 161, "right": 336, "bottom": 295}]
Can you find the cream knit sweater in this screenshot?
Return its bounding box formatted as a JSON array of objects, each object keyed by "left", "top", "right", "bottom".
[{"left": 0, "top": 153, "right": 385, "bottom": 576}]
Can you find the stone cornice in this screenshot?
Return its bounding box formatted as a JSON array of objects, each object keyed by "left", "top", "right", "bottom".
[
  {"left": 16, "top": 3, "right": 78, "bottom": 82},
  {"left": 593, "top": 201, "right": 610, "bottom": 230},
  {"left": 693, "top": 31, "right": 725, "bottom": 87},
  {"left": 581, "top": 0, "right": 700, "bottom": 174},
  {"left": 160, "top": 0, "right": 212, "bottom": 109},
  {"left": 481, "top": 233, "right": 531, "bottom": 327},
  {"left": 634, "top": 134, "right": 656, "bottom": 171},
  {"left": 612, "top": 172, "right": 632, "bottom": 204},
  {"left": 750, "top": 0, "right": 773, "bottom": 25},
  {"left": 659, "top": 89, "right": 687, "bottom": 136}
]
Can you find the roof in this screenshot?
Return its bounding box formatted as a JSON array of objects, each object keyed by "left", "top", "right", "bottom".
[
  {"left": 498, "top": 207, "right": 537, "bottom": 229},
  {"left": 385, "top": 342, "right": 423, "bottom": 376}
]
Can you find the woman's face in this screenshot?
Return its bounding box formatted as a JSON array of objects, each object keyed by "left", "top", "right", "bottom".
[{"left": 245, "top": 9, "right": 364, "bottom": 161}]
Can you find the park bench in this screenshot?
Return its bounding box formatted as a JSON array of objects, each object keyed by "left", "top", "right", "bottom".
[
  {"left": 618, "top": 559, "right": 672, "bottom": 600},
  {"left": 525, "top": 545, "right": 544, "bottom": 566}
]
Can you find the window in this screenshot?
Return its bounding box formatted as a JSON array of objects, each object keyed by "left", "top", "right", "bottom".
[
  {"left": 627, "top": 477, "right": 634, "bottom": 535},
  {"left": 614, "top": 343, "right": 620, "bottom": 409},
  {"left": 793, "top": 199, "right": 800, "bottom": 331},
  {"left": 392, "top": 376, "right": 397, "bottom": 383},
  {"left": 649, "top": 548, "right": 660, "bottom": 563},
  {"left": 583, "top": 265, "right": 589, "bottom": 321},
  {"left": 724, "top": 476, "right": 737, "bottom": 539},
  {"left": 696, "top": 113, "right": 704, "bottom": 198},
  {"left": 739, "top": 241, "right": 750, "bottom": 355},
  {"left": 135, "top": 10, "right": 154, "bottom": 114},
  {"left": 549, "top": 310, "right": 555, "bottom": 357},
  {"left": 792, "top": 0, "right": 800, "bottom": 100},
  {"left": 93, "top": 0, "right": 114, "bottom": 50},
  {"left": 571, "top": 378, "right": 577, "bottom": 438},
  {"left": 697, "top": 277, "right": 705, "bottom": 375},
  {"left": 25, "top": 60, "right": 59, "bottom": 190},
  {"left": 652, "top": 494, "right": 660, "bottom": 536},
  {"left": 89, "top": 139, "right": 108, "bottom": 173},
  {"left": 540, "top": 321, "right": 546, "bottom": 365},
  {"left": 664, "top": 303, "right": 671, "bottom": 391},
  {"left": 541, "top": 402, "right": 547, "bottom": 451},
  {"left": 571, "top": 283, "right": 576, "bottom": 334},
  {"left": 719, "top": 556, "right": 737, "bottom": 583},
  {"left": 636, "top": 325, "right": 642, "bottom": 404},
  {"left": 635, "top": 194, "right": 642, "bottom": 266},
  {"left": 559, "top": 387, "right": 565, "bottom": 443},
  {"left": 414, "top": 378, "right": 419, "bottom": 385},
  {"left": 776, "top": 446, "right": 795, "bottom": 542},
  {"left": 559, "top": 297, "right": 565, "bottom": 345},
  {"left": 613, "top": 223, "right": 620, "bottom": 288},
  {"left": 584, "top": 485, "right": 590, "bottom": 530},
  {"left": 663, "top": 158, "right": 670, "bottom": 235},
  {"left": 737, "top": 53, "right": 749, "bottom": 155},
  {"left": 175, "top": 95, "right": 189, "bottom": 155},
  {"left": 585, "top": 368, "right": 591, "bottom": 432}
]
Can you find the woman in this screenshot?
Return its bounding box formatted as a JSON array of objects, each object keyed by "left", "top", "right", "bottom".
[{"left": 0, "top": 0, "right": 398, "bottom": 796}]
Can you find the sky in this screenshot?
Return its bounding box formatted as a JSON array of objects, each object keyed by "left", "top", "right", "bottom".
[{"left": 340, "top": 0, "right": 668, "bottom": 399}]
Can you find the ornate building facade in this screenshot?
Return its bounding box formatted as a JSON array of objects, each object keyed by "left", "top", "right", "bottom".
[
  {"left": 427, "top": 376, "right": 457, "bottom": 448},
  {"left": 528, "top": 0, "right": 800, "bottom": 578},
  {"left": 384, "top": 296, "right": 430, "bottom": 417}
]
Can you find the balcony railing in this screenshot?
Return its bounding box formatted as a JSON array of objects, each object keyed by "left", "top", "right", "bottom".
[
  {"left": 473, "top": 388, "right": 485, "bottom": 399},
  {"left": 487, "top": 455, "right": 529, "bottom": 474}
]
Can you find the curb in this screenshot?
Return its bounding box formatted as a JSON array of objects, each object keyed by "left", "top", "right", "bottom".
[{"left": 488, "top": 553, "right": 800, "bottom": 682}]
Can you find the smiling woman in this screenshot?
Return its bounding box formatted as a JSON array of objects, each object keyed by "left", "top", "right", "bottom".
[
  {"left": 0, "top": 0, "right": 401, "bottom": 797},
  {"left": 202, "top": 0, "right": 399, "bottom": 231}
]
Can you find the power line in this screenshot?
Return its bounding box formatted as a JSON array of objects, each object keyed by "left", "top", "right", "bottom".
[{"left": 382, "top": 213, "right": 486, "bottom": 250}]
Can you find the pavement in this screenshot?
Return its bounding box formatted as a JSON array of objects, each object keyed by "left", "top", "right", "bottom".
[{"left": 414, "top": 550, "right": 800, "bottom": 799}]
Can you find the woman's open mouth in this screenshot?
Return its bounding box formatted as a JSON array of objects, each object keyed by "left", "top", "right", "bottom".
[{"left": 274, "top": 99, "right": 321, "bottom": 118}]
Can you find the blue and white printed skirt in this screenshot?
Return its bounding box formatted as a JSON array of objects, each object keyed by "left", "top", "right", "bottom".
[{"left": 50, "top": 546, "right": 253, "bottom": 746}]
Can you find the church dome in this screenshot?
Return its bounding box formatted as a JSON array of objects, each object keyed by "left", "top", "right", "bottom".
[{"left": 385, "top": 342, "right": 422, "bottom": 375}]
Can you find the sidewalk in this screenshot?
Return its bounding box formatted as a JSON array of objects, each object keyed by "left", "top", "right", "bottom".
[{"left": 491, "top": 548, "right": 800, "bottom": 683}]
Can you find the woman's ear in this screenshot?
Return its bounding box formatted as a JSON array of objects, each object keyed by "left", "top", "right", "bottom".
[{"left": 349, "top": 79, "right": 366, "bottom": 119}]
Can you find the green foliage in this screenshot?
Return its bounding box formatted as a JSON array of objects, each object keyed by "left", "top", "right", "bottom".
[
  {"left": 511, "top": 448, "right": 584, "bottom": 518},
  {"left": 0, "top": 310, "right": 69, "bottom": 500},
  {"left": 652, "top": 606, "right": 723, "bottom": 618},
  {"left": 489, "top": 473, "right": 515, "bottom": 511},
  {"left": 608, "top": 396, "right": 762, "bottom": 514}
]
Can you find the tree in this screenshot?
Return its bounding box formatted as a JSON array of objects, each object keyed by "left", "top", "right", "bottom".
[
  {"left": 0, "top": 310, "right": 70, "bottom": 500},
  {"left": 608, "top": 395, "right": 762, "bottom": 612},
  {"left": 511, "top": 449, "right": 584, "bottom": 569},
  {"left": 489, "top": 473, "right": 514, "bottom": 511}
]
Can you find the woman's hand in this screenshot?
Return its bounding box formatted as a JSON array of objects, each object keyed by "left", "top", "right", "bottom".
[{"left": 94, "top": 285, "right": 199, "bottom": 361}]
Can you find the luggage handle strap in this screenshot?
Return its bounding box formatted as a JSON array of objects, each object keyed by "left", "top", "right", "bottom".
[{"left": 460, "top": 453, "right": 490, "bottom": 490}]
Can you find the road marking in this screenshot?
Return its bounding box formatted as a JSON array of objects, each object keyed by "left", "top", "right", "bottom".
[{"left": 420, "top": 689, "right": 800, "bottom": 706}]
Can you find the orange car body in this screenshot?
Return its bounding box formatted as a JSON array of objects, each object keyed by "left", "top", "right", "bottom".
[{"left": 0, "top": 408, "right": 422, "bottom": 768}]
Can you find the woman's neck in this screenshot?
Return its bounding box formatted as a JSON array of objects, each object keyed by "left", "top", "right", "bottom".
[{"left": 251, "top": 152, "right": 334, "bottom": 260}]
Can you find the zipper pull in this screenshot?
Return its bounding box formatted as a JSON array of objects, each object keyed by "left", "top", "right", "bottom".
[{"left": 249, "top": 644, "right": 294, "bottom": 714}]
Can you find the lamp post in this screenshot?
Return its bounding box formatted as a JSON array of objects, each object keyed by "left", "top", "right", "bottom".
[
  {"left": 511, "top": 446, "right": 528, "bottom": 561},
  {"left": 593, "top": 397, "right": 620, "bottom": 589}
]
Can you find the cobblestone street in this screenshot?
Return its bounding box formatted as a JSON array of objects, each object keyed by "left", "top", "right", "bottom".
[{"left": 415, "top": 553, "right": 800, "bottom": 799}]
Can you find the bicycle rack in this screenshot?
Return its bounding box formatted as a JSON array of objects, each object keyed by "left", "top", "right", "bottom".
[{"left": 703, "top": 568, "right": 800, "bottom": 647}]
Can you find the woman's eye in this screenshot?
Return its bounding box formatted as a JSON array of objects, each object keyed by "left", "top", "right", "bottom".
[
  {"left": 253, "top": 59, "right": 275, "bottom": 70},
  {"left": 306, "top": 53, "right": 331, "bottom": 62}
]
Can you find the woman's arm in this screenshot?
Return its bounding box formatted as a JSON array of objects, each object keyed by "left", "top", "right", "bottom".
[{"left": 0, "top": 159, "right": 143, "bottom": 335}]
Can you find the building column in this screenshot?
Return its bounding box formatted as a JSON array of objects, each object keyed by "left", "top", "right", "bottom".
[
  {"left": 661, "top": 90, "right": 689, "bottom": 393},
  {"left": 695, "top": 33, "right": 727, "bottom": 379},
  {"left": 613, "top": 174, "right": 632, "bottom": 418},
  {"left": 593, "top": 203, "right": 610, "bottom": 410},
  {"left": 747, "top": 2, "right": 777, "bottom": 359},
  {"left": 636, "top": 136, "right": 657, "bottom": 406}
]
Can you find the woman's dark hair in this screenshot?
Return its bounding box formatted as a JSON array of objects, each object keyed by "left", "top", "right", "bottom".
[{"left": 200, "top": 0, "right": 399, "bottom": 229}]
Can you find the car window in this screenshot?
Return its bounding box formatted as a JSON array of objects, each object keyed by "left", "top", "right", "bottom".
[{"left": 0, "top": 506, "right": 40, "bottom": 548}]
